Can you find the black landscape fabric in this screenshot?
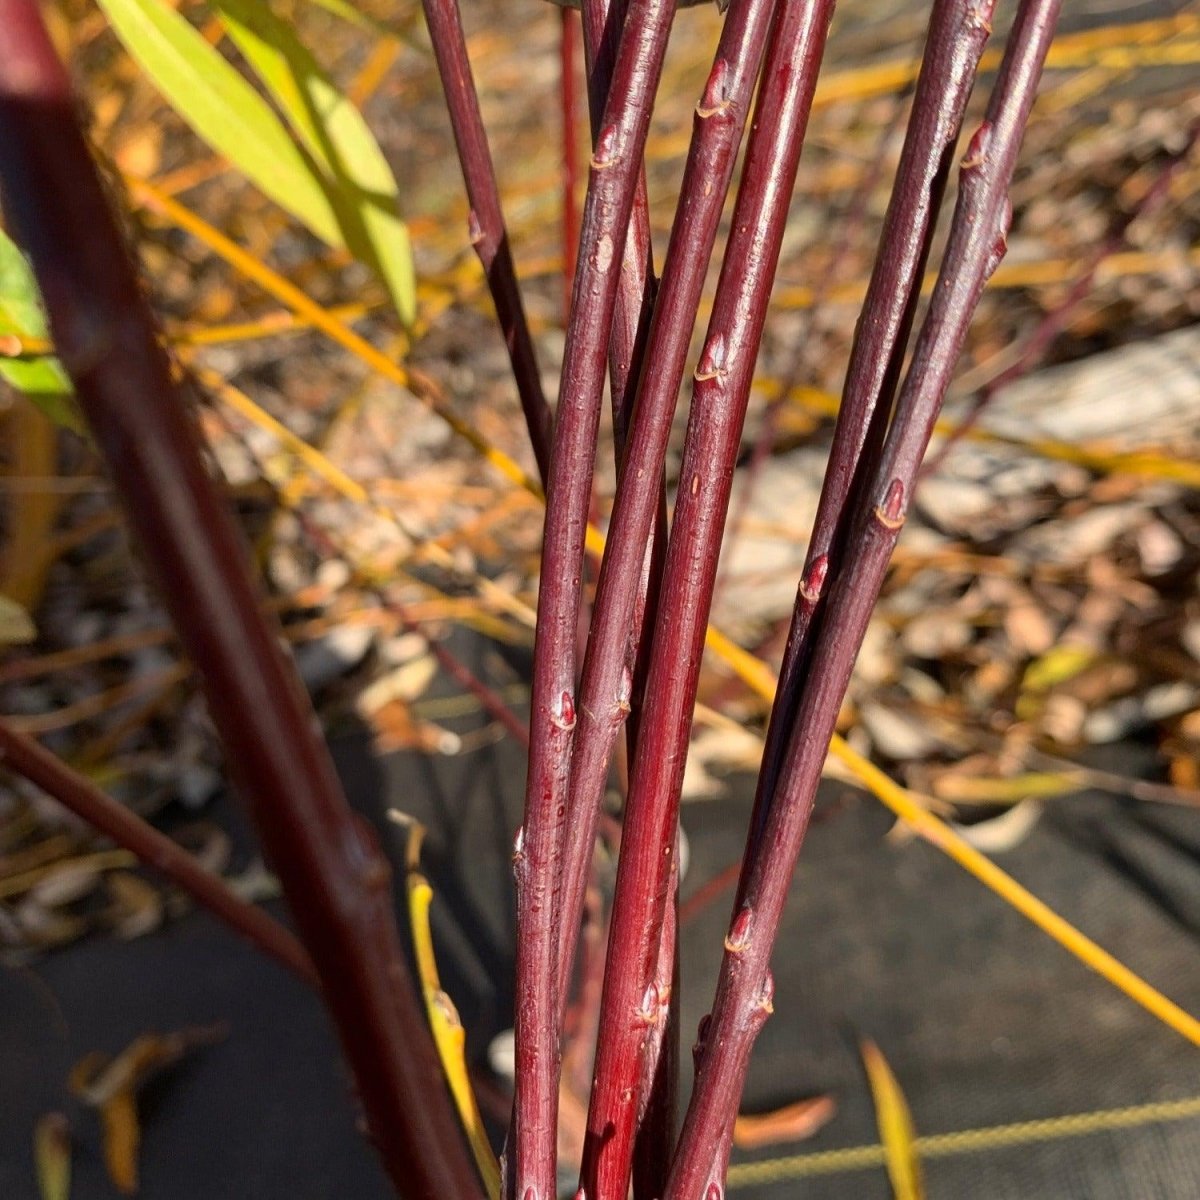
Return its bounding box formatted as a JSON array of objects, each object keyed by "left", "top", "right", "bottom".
[{"left": 2, "top": 719, "right": 1199, "bottom": 1198}]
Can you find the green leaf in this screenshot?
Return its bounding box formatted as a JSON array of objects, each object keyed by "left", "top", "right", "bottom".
[
  {"left": 211, "top": 0, "right": 415, "bottom": 323},
  {"left": 0, "top": 230, "right": 80, "bottom": 431},
  {"left": 95, "top": 0, "right": 343, "bottom": 249}
]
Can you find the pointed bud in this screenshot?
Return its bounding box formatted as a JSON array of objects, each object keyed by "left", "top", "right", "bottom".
[
  {"left": 875, "top": 478, "right": 905, "bottom": 529},
  {"left": 694, "top": 332, "right": 727, "bottom": 382},
  {"left": 961, "top": 122, "right": 993, "bottom": 172},
  {"left": 800, "top": 553, "right": 829, "bottom": 603},
  {"left": 725, "top": 905, "right": 754, "bottom": 953},
  {"left": 552, "top": 690, "right": 576, "bottom": 731},
  {"left": 697, "top": 58, "right": 731, "bottom": 117},
  {"left": 591, "top": 125, "right": 619, "bottom": 169},
  {"left": 984, "top": 197, "right": 1012, "bottom": 280},
  {"left": 756, "top": 968, "right": 775, "bottom": 1014},
  {"left": 616, "top": 664, "right": 633, "bottom": 714}
]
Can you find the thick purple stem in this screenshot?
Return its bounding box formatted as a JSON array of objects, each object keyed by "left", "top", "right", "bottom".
[{"left": 0, "top": 7, "right": 487, "bottom": 1197}]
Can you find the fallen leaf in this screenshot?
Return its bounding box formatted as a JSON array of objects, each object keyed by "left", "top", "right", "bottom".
[
  {"left": 34, "top": 1112, "right": 71, "bottom": 1200},
  {"left": 69, "top": 1026, "right": 227, "bottom": 1196},
  {"left": 0, "top": 594, "right": 36, "bottom": 646},
  {"left": 951, "top": 798, "right": 1044, "bottom": 854},
  {"left": 733, "top": 1095, "right": 837, "bottom": 1149},
  {"left": 861, "top": 1038, "right": 923, "bottom": 1200},
  {"left": 104, "top": 873, "right": 164, "bottom": 940}
]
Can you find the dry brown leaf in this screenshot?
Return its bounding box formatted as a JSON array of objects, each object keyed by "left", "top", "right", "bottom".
[
  {"left": 69, "top": 1025, "right": 228, "bottom": 1196},
  {"left": 733, "top": 1094, "right": 837, "bottom": 1149},
  {"left": 104, "top": 873, "right": 163, "bottom": 941},
  {"left": 368, "top": 700, "right": 460, "bottom": 755},
  {"left": 0, "top": 398, "right": 62, "bottom": 611}
]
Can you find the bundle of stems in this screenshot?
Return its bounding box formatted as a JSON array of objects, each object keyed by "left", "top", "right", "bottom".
[
  {"left": 0, "top": 0, "right": 1079, "bottom": 1197},
  {"left": 510, "top": 0, "right": 1064, "bottom": 1197}
]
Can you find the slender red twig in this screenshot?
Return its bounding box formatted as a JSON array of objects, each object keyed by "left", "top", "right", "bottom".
[
  {"left": 668, "top": 6, "right": 1061, "bottom": 1196},
  {"left": 575, "top": 7, "right": 667, "bottom": 1042},
  {"left": 0, "top": 720, "right": 318, "bottom": 986},
  {"left": 421, "top": 0, "right": 554, "bottom": 486},
  {"left": 578, "top": 0, "right": 659, "bottom": 445},
  {"left": 630, "top": 847, "right": 680, "bottom": 1200},
  {"left": 558, "top": 0, "right": 780, "bottom": 1013},
  {"left": 715, "top": 80, "right": 910, "bottom": 615},
  {"left": 512, "top": 3, "right": 678, "bottom": 1196},
  {"left": 0, "top": 8, "right": 484, "bottom": 1197},
  {"left": 561, "top": 4, "right": 583, "bottom": 319},
  {"left": 742, "top": 0, "right": 997, "bottom": 884},
  {"left": 580, "top": 4, "right": 835, "bottom": 1198},
  {"left": 569, "top": 3, "right": 781, "bottom": 1190}
]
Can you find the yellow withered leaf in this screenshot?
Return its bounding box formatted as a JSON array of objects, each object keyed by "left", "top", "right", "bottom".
[{"left": 861, "top": 1038, "right": 924, "bottom": 1200}]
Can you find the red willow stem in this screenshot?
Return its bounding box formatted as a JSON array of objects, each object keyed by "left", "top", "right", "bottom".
[
  {"left": 561, "top": 5, "right": 583, "bottom": 319},
  {"left": 714, "top": 80, "right": 909, "bottom": 618},
  {"left": 421, "top": 0, "right": 554, "bottom": 486},
  {"left": 578, "top": 0, "right": 658, "bottom": 443},
  {"left": 0, "top": 8, "right": 484, "bottom": 1198},
  {"left": 629, "top": 849, "right": 680, "bottom": 1200},
  {"left": 923, "top": 114, "right": 1200, "bottom": 473},
  {"left": 580, "top": 4, "right": 835, "bottom": 1199},
  {"left": 740, "top": 0, "right": 997, "bottom": 896},
  {"left": 667, "top": 5, "right": 1062, "bottom": 1197},
  {"left": 568, "top": 0, "right": 781, "bottom": 1185},
  {"left": 557, "top": 0, "right": 780, "bottom": 1013},
  {"left": 512, "top": 4, "right": 678, "bottom": 1197},
  {"left": 577, "top": 6, "right": 668, "bottom": 1033},
  {"left": 0, "top": 720, "right": 317, "bottom": 986}
]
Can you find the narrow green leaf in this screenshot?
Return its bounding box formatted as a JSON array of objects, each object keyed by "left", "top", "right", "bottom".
[
  {"left": 0, "top": 230, "right": 80, "bottom": 431},
  {"left": 95, "top": 0, "right": 343, "bottom": 249},
  {"left": 211, "top": 0, "right": 415, "bottom": 323}
]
